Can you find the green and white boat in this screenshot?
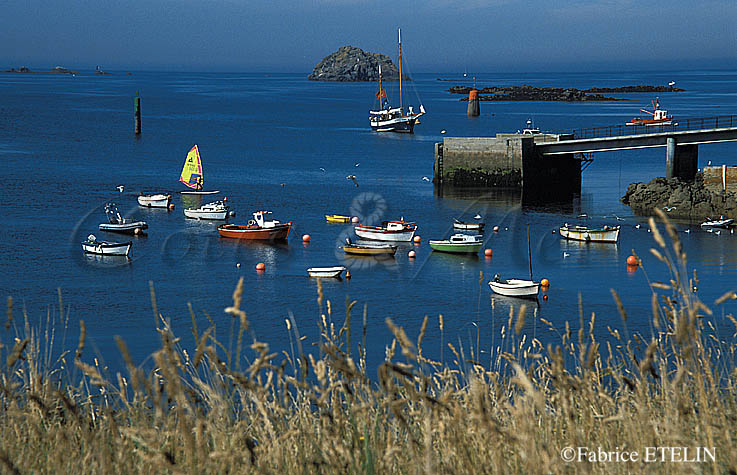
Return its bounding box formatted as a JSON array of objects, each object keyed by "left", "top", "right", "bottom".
[{"left": 429, "top": 234, "right": 483, "bottom": 254}]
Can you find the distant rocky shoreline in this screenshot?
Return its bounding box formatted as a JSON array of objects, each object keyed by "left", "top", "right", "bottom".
[
  {"left": 621, "top": 174, "right": 737, "bottom": 220},
  {"left": 308, "top": 46, "right": 408, "bottom": 82},
  {"left": 449, "top": 84, "right": 684, "bottom": 102}
]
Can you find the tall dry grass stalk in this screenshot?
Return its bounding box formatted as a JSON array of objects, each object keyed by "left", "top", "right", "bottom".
[{"left": 0, "top": 211, "right": 736, "bottom": 473}]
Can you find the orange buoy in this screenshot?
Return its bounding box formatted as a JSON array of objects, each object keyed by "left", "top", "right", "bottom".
[
  {"left": 484, "top": 248, "right": 493, "bottom": 257},
  {"left": 492, "top": 226, "right": 500, "bottom": 233},
  {"left": 408, "top": 250, "right": 416, "bottom": 258},
  {"left": 223, "top": 196, "right": 228, "bottom": 201},
  {"left": 351, "top": 216, "right": 359, "bottom": 223},
  {"left": 168, "top": 203, "right": 175, "bottom": 210},
  {"left": 541, "top": 278, "right": 550, "bottom": 287},
  {"left": 345, "top": 270, "right": 351, "bottom": 279},
  {"left": 302, "top": 234, "right": 311, "bottom": 242},
  {"left": 626, "top": 255, "right": 638, "bottom": 266},
  {"left": 413, "top": 236, "right": 421, "bottom": 244},
  {"left": 256, "top": 262, "right": 265, "bottom": 271},
  {"left": 543, "top": 294, "right": 548, "bottom": 301}
]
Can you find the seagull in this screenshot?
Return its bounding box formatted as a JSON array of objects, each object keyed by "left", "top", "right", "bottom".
[
  {"left": 635, "top": 224, "right": 641, "bottom": 229},
  {"left": 668, "top": 81, "right": 676, "bottom": 87},
  {"left": 422, "top": 176, "right": 430, "bottom": 182},
  {"left": 664, "top": 206, "right": 677, "bottom": 211},
  {"left": 707, "top": 161, "right": 712, "bottom": 166},
  {"left": 715, "top": 230, "right": 722, "bottom": 235},
  {"left": 346, "top": 175, "right": 359, "bottom": 187},
  {"left": 474, "top": 214, "right": 482, "bottom": 219},
  {"left": 354, "top": 162, "right": 360, "bottom": 167},
  {"left": 440, "top": 130, "right": 446, "bottom": 134},
  {"left": 563, "top": 252, "right": 570, "bottom": 258},
  {"left": 116, "top": 185, "right": 124, "bottom": 192},
  {"left": 684, "top": 229, "right": 691, "bottom": 233},
  {"left": 319, "top": 167, "right": 326, "bottom": 172}
]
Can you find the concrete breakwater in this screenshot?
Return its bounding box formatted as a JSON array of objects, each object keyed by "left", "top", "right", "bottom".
[{"left": 621, "top": 167, "right": 737, "bottom": 219}]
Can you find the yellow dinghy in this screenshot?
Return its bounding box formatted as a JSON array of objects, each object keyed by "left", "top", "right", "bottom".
[
  {"left": 342, "top": 243, "right": 397, "bottom": 256},
  {"left": 326, "top": 214, "right": 352, "bottom": 224}
]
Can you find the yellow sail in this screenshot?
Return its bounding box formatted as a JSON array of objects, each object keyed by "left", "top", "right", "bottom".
[{"left": 180, "top": 145, "right": 203, "bottom": 190}]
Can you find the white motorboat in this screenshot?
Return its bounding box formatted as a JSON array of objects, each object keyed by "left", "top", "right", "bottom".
[
  {"left": 559, "top": 224, "right": 620, "bottom": 243},
  {"left": 137, "top": 193, "right": 171, "bottom": 208},
  {"left": 99, "top": 203, "right": 148, "bottom": 235},
  {"left": 82, "top": 234, "right": 131, "bottom": 256},
  {"left": 307, "top": 266, "right": 347, "bottom": 278},
  {"left": 184, "top": 200, "right": 230, "bottom": 220},
  {"left": 453, "top": 219, "right": 485, "bottom": 231},
  {"left": 488, "top": 275, "right": 540, "bottom": 298},
  {"left": 354, "top": 219, "right": 417, "bottom": 242},
  {"left": 701, "top": 217, "right": 733, "bottom": 229}
]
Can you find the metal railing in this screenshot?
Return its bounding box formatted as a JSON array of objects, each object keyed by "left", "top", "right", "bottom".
[{"left": 537, "top": 115, "right": 737, "bottom": 142}]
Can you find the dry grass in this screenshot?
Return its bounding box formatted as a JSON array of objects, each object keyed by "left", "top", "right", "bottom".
[{"left": 1, "top": 211, "right": 737, "bottom": 474}]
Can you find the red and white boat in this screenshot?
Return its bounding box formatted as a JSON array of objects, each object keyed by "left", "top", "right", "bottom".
[
  {"left": 626, "top": 98, "right": 675, "bottom": 126},
  {"left": 217, "top": 211, "right": 292, "bottom": 241},
  {"left": 354, "top": 219, "right": 417, "bottom": 242}
]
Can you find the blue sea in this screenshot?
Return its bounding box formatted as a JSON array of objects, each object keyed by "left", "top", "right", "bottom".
[{"left": 2, "top": 69, "right": 736, "bottom": 374}]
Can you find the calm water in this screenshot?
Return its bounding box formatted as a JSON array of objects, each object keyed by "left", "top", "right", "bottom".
[{"left": 2, "top": 69, "right": 736, "bottom": 374}]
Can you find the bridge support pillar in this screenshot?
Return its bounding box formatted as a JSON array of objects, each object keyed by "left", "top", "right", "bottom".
[{"left": 666, "top": 137, "right": 698, "bottom": 181}]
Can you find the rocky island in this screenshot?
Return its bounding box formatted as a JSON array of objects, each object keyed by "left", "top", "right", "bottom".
[
  {"left": 622, "top": 168, "right": 737, "bottom": 220},
  {"left": 308, "top": 46, "right": 408, "bottom": 82},
  {"left": 448, "top": 84, "right": 684, "bottom": 102}
]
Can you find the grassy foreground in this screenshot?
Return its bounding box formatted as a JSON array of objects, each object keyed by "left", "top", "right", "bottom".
[{"left": 1, "top": 212, "right": 737, "bottom": 474}]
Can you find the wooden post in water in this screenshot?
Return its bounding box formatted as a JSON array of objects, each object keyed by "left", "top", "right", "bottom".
[{"left": 134, "top": 92, "right": 141, "bottom": 135}]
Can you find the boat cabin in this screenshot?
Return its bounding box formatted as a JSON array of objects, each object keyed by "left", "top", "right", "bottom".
[
  {"left": 449, "top": 233, "right": 482, "bottom": 243},
  {"left": 382, "top": 220, "right": 415, "bottom": 231},
  {"left": 253, "top": 211, "right": 280, "bottom": 228}
]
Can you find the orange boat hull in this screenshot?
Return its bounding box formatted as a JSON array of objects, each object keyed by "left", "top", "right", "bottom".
[{"left": 217, "top": 222, "right": 292, "bottom": 241}]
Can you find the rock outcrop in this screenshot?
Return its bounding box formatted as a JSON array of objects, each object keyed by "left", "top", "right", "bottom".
[
  {"left": 308, "top": 46, "right": 408, "bottom": 82},
  {"left": 621, "top": 174, "right": 737, "bottom": 219},
  {"left": 448, "top": 85, "right": 620, "bottom": 102}
]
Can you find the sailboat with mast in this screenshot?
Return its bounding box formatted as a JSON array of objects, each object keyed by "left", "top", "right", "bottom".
[
  {"left": 179, "top": 145, "right": 220, "bottom": 195},
  {"left": 369, "top": 28, "right": 425, "bottom": 133}
]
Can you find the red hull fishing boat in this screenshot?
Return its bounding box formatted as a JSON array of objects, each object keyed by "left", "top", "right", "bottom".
[
  {"left": 626, "top": 98, "right": 674, "bottom": 126},
  {"left": 217, "top": 211, "right": 292, "bottom": 241}
]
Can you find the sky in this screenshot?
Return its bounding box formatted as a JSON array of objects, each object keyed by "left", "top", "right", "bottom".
[{"left": 1, "top": 0, "right": 736, "bottom": 73}]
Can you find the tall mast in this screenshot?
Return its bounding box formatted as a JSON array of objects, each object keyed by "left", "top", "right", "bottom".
[
  {"left": 378, "top": 64, "right": 382, "bottom": 105},
  {"left": 398, "top": 28, "right": 403, "bottom": 113}
]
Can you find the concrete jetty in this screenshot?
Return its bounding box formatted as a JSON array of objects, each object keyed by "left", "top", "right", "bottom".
[{"left": 434, "top": 133, "right": 581, "bottom": 199}]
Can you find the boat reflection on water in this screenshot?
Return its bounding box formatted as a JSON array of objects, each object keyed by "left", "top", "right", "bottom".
[
  {"left": 82, "top": 253, "right": 131, "bottom": 268},
  {"left": 559, "top": 238, "right": 619, "bottom": 265},
  {"left": 180, "top": 194, "right": 203, "bottom": 210}
]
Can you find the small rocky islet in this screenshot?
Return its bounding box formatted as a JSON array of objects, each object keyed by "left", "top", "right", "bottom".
[
  {"left": 308, "top": 46, "right": 409, "bottom": 82},
  {"left": 448, "top": 84, "right": 684, "bottom": 102},
  {"left": 622, "top": 174, "right": 737, "bottom": 220}
]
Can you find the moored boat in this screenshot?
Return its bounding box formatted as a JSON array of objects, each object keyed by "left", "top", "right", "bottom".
[
  {"left": 82, "top": 234, "right": 131, "bottom": 256},
  {"left": 307, "top": 266, "right": 347, "bottom": 278},
  {"left": 488, "top": 276, "right": 540, "bottom": 298},
  {"left": 559, "top": 224, "right": 620, "bottom": 243},
  {"left": 326, "top": 214, "right": 352, "bottom": 224},
  {"left": 701, "top": 217, "right": 733, "bottom": 229},
  {"left": 341, "top": 242, "right": 398, "bottom": 256},
  {"left": 429, "top": 234, "right": 483, "bottom": 253},
  {"left": 453, "top": 219, "right": 485, "bottom": 231},
  {"left": 137, "top": 193, "right": 171, "bottom": 208},
  {"left": 354, "top": 219, "right": 417, "bottom": 242},
  {"left": 184, "top": 200, "right": 230, "bottom": 220},
  {"left": 99, "top": 203, "right": 148, "bottom": 235},
  {"left": 626, "top": 98, "right": 675, "bottom": 126},
  {"left": 217, "top": 211, "right": 292, "bottom": 241}
]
